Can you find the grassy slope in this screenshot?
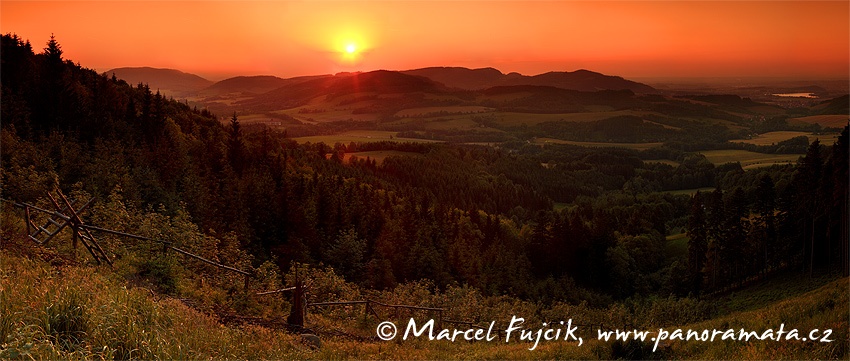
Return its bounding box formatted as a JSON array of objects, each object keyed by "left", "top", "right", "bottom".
[
  {"left": 733, "top": 131, "right": 841, "bottom": 146},
  {"left": 0, "top": 251, "right": 305, "bottom": 360},
  {"left": 534, "top": 138, "right": 663, "bottom": 151},
  {"left": 662, "top": 187, "right": 716, "bottom": 196},
  {"left": 343, "top": 150, "right": 423, "bottom": 165},
  {"left": 2, "top": 249, "right": 845, "bottom": 360},
  {"left": 790, "top": 115, "right": 849, "bottom": 128},
  {"left": 292, "top": 130, "right": 440, "bottom": 145},
  {"left": 670, "top": 276, "right": 848, "bottom": 359},
  {"left": 699, "top": 150, "right": 801, "bottom": 169}
]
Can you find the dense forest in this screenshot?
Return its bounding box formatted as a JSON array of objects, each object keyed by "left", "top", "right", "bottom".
[{"left": 1, "top": 33, "right": 847, "bottom": 312}]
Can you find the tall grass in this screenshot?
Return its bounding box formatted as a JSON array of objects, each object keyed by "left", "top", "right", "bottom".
[
  {"left": 0, "top": 251, "right": 303, "bottom": 360},
  {"left": 1, "top": 250, "right": 845, "bottom": 360}
]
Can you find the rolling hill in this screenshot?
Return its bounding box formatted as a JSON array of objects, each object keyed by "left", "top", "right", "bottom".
[
  {"left": 199, "top": 74, "right": 331, "bottom": 96},
  {"left": 106, "top": 67, "right": 213, "bottom": 95},
  {"left": 234, "top": 70, "right": 444, "bottom": 112},
  {"left": 404, "top": 67, "right": 657, "bottom": 93}
]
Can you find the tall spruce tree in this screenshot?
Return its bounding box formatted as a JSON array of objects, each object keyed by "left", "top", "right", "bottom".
[{"left": 687, "top": 191, "right": 708, "bottom": 294}]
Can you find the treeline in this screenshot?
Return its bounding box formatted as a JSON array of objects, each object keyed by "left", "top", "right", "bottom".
[{"left": 686, "top": 133, "right": 850, "bottom": 294}]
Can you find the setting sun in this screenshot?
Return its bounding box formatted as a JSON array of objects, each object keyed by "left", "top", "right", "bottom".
[{"left": 345, "top": 43, "right": 357, "bottom": 54}]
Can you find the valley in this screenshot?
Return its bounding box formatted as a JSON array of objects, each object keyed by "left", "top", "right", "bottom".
[{"left": 1, "top": 34, "right": 846, "bottom": 360}]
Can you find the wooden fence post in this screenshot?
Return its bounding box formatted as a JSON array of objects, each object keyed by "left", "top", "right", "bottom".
[
  {"left": 287, "top": 278, "right": 305, "bottom": 327},
  {"left": 24, "top": 206, "right": 31, "bottom": 236}
]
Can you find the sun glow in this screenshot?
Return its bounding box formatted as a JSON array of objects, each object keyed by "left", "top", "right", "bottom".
[{"left": 336, "top": 35, "right": 367, "bottom": 64}]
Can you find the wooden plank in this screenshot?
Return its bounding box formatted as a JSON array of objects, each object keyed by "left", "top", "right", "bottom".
[
  {"left": 368, "top": 299, "right": 443, "bottom": 312},
  {"left": 80, "top": 224, "right": 171, "bottom": 245},
  {"left": 169, "top": 246, "right": 251, "bottom": 276},
  {"left": 38, "top": 194, "right": 92, "bottom": 246},
  {"left": 309, "top": 300, "right": 368, "bottom": 307},
  {"left": 256, "top": 287, "right": 296, "bottom": 296},
  {"left": 57, "top": 192, "right": 111, "bottom": 266}
]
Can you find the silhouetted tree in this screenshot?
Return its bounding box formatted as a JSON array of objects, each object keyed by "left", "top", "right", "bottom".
[
  {"left": 687, "top": 191, "right": 708, "bottom": 294},
  {"left": 228, "top": 112, "right": 245, "bottom": 174}
]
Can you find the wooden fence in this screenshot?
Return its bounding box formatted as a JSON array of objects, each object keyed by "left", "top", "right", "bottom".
[
  {"left": 2, "top": 193, "right": 252, "bottom": 288},
  {"left": 3, "top": 192, "right": 494, "bottom": 335}
]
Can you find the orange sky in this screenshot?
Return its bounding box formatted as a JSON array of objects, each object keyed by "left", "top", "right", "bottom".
[{"left": 2, "top": 1, "right": 848, "bottom": 81}]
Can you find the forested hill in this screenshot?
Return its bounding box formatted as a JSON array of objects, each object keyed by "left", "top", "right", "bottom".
[
  {"left": 105, "top": 67, "right": 213, "bottom": 95},
  {"left": 2, "top": 34, "right": 847, "bottom": 307}
]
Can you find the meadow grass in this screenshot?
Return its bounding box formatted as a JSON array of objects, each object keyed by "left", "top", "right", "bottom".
[
  {"left": 344, "top": 150, "right": 423, "bottom": 165},
  {"left": 534, "top": 138, "right": 663, "bottom": 151},
  {"left": 1, "top": 249, "right": 845, "bottom": 360},
  {"left": 699, "top": 150, "right": 800, "bottom": 169},
  {"left": 644, "top": 159, "right": 681, "bottom": 167},
  {"left": 661, "top": 187, "right": 716, "bottom": 196},
  {"left": 292, "top": 131, "right": 440, "bottom": 145},
  {"left": 670, "top": 277, "right": 848, "bottom": 359},
  {"left": 733, "top": 131, "right": 841, "bottom": 146},
  {"left": 493, "top": 110, "right": 652, "bottom": 126},
  {"left": 790, "top": 115, "right": 848, "bottom": 128},
  {"left": 0, "top": 251, "right": 305, "bottom": 360},
  {"left": 394, "top": 106, "right": 495, "bottom": 117},
  {"left": 664, "top": 233, "right": 689, "bottom": 259}
]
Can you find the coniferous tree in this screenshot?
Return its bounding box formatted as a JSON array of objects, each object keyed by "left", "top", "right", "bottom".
[
  {"left": 753, "top": 174, "right": 777, "bottom": 270},
  {"left": 827, "top": 127, "right": 849, "bottom": 275},
  {"left": 797, "top": 140, "right": 823, "bottom": 275},
  {"left": 227, "top": 112, "right": 245, "bottom": 174},
  {"left": 725, "top": 187, "right": 748, "bottom": 282},
  {"left": 704, "top": 188, "right": 725, "bottom": 289},
  {"left": 687, "top": 191, "right": 708, "bottom": 294}
]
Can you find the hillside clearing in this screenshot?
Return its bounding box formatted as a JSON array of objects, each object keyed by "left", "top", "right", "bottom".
[
  {"left": 662, "top": 187, "right": 716, "bottom": 196},
  {"left": 699, "top": 150, "right": 800, "bottom": 169},
  {"left": 790, "top": 115, "right": 848, "bottom": 128},
  {"left": 734, "top": 131, "right": 840, "bottom": 146},
  {"left": 645, "top": 159, "right": 681, "bottom": 167},
  {"left": 395, "top": 106, "right": 495, "bottom": 117},
  {"left": 493, "top": 110, "right": 654, "bottom": 126},
  {"left": 292, "top": 131, "right": 441, "bottom": 145},
  {"left": 343, "top": 150, "right": 423, "bottom": 165},
  {"left": 535, "top": 138, "right": 663, "bottom": 150}
]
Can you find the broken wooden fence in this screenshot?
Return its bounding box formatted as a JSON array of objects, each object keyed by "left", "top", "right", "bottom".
[{"left": 3, "top": 192, "right": 251, "bottom": 288}]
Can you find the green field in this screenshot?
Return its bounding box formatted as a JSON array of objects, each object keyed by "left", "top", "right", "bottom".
[
  {"left": 493, "top": 110, "right": 654, "bottom": 127},
  {"left": 279, "top": 108, "right": 377, "bottom": 123},
  {"left": 735, "top": 131, "right": 840, "bottom": 146},
  {"left": 790, "top": 114, "right": 848, "bottom": 128},
  {"left": 418, "top": 116, "right": 483, "bottom": 130},
  {"left": 535, "top": 137, "right": 663, "bottom": 150},
  {"left": 553, "top": 202, "right": 571, "bottom": 211},
  {"left": 645, "top": 159, "right": 681, "bottom": 167},
  {"left": 665, "top": 233, "right": 689, "bottom": 259},
  {"left": 395, "top": 106, "right": 494, "bottom": 117},
  {"left": 662, "top": 187, "right": 716, "bottom": 196},
  {"left": 343, "top": 150, "right": 422, "bottom": 165},
  {"left": 292, "top": 130, "right": 440, "bottom": 145},
  {"left": 699, "top": 150, "right": 800, "bottom": 169}
]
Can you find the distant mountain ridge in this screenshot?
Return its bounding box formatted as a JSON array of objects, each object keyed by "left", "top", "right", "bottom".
[
  {"left": 235, "top": 70, "right": 444, "bottom": 111},
  {"left": 403, "top": 67, "right": 657, "bottom": 93},
  {"left": 108, "top": 66, "right": 657, "bottom": 98},
  {"left": 106, "top": 67, "right": 213, "bottom": 95},
  {"left": 201, "top": 75, "right": 333, "bottom": 96},
  {"left": 107, "top": 66, "right": 659, "bottom": 115}
]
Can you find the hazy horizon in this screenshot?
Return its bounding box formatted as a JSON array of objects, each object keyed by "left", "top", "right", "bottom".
[
  {"left": 2, "top": 1, "right": 848, "bottom": 82},
  {"left": 98, "top": 65, "right": 850, "bottom": 88}
]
